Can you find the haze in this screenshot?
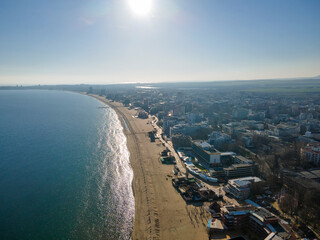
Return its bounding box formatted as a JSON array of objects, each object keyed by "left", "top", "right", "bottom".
[{"left": 0, "top": 0, "right": 319, "bottom": 85}]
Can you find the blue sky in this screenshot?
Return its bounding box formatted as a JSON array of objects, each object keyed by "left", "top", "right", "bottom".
[{"left": 0, "top": 0, "right": 319, "bottom": 85}]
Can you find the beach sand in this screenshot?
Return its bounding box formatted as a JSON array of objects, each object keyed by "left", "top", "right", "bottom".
[{"left": 91, "top": 95, "right": 211, "bottom": 240}]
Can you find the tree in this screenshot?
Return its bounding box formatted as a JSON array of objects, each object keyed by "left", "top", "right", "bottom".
[
  {"left": 123, "top": 99, "right": 130, "bottom": 107},
  {"left": 280, "top": 194, "right": 294, "bottom": 214},
  {"left": 250, "top": 181, "right": 266, "bottom": 196},
  {"left": 171, "top": 134, "right": 192, "bottom": 149},
  {"left": 190, "top": 127, "right": 213, "bottom": 140}
]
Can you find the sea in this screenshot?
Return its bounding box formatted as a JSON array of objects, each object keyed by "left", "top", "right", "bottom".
[{"left": 0, "top": 90, "right": 134, "bottom": 240}]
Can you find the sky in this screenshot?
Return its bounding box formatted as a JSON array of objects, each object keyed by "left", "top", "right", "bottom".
[{"left": 0, "top": 0, "right": 320, "bottom": 85}]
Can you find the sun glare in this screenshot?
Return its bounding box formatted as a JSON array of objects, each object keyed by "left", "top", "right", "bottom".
[{"left": 128, "top": 0, "right": 152, "bottom": 16}]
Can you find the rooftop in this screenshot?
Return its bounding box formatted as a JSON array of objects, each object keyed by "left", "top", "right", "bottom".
[
  {"left": 300, "top": 171, "right": 319, "bottom": 179},
  {"left": 235, "top": 155, "right": 253, "bottom": 163},
  {"left": 237, "top": 176, "right": 262, "bottom": 183},
  {"left": 252, "top": 207, "right": 277, "bottom": 222},
  {"left": 221, "top": 152, "right": 236, "bottom": 156},
  {"left": 229, "top": 176, "right": 262, "bottom": 184},
  {"left": 207, "top": 218, "right": 225, "bottom": 230},
  {"left": 245, "top": 199, "right": 261, "bottom": 208},
  {"left": 310, "top": 169, "right": 320, "bottom": 178},
  {"left": 232, "top": 163, "right": 253, "bottom": 168},
  {"left": 234, "top": 180, "right": 251, "bottom": 187},
  {"left": 193, "top": 141, "right": 220, "bottom": 154}
]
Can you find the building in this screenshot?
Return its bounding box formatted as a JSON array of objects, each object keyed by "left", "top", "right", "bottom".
[
  {"left": 280, "top": 168, "right": 320, "bottom": 206},
  {"left": 234, "top": 156, "right": 254, "bottom": 164},
  {"left": 170, "top": 122, "right": 209, "bottom": 137},
  {"left": 221, "top": 205, "right": 255, "bottom": 230},
  {"left": 210, "top": 167, "right": 225, "bottom": 178},
  {"left": 163, "top": 117, "right": 178, "bottom": 134},
  {"left": 250, "top": 208, "right": 278, "bottom": 238},
  {"left": 172, "top": 105, "right": 185, "bottom": 116},
  {"left": 264, "top": 233, "right": 283, "bottom": 240},
  {"left": 222, "top": 122, "right": 241, "bottom": 134},
  {"left": 232, "top": 108, "right": 249, "bottom": 119},
  {"left": 208, "top": 131, "right": 232, "bottom": 147},
  {"left": 192, "top": 141, "right": 221, "bottom": 168},
  {"left": 225, "top": 177, "right": 262, "bottom": 200},
  {"left": 187, "top": 112, "right": 203, "bottom": 124},
  {"left": 242, "top": 135, "right": 253, "bottom": 147},
  {"left": 224, "top": 163, "right": 254, "bottom": 178},
  {"left": 192, "top": 141, "right": 256, "bottom": 179},
  {"left": 249, "top": 208, "right": 294, "bottom": 239},
  {"left": 275, "top": 124, "right": 299, "bottom": 137},
  {"left": 220, "top": 152, "right": 236, "bottom": 166},
  {"left": 207, "top": 218, "right": 225, "bottom": 233},
  {"left": 219, "top": 203, "right": 296, "bottom": 239},
  {"left": 301, "top": 142, "right": 320, "bottom": 165}
]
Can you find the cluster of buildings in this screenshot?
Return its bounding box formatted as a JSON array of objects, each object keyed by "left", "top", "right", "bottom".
[
  {"left": 84, "top": 82, "right": 320, "bottom": 238},
  {"left": 191, "top": 140, "right": 255, "bottom": 180},
  {"left": 102, "top": 84, "right": 320, "bottom": 164},
  {"left": 209, "top": 203, "right": 296, "bottom": 240},
  {"left": 172, "top": 177, "right": 218, "bottom": 203}
]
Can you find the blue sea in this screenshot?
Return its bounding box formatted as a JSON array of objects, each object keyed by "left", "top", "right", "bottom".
[{"left": 0, "top": 90, "right": 134, "bottom": 240}]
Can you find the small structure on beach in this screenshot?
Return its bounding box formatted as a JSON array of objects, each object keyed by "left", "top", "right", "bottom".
[
  {"left": 138, "top": 110, "right": 148, "bottom": 119},
  {"left": 160, "top": 156, "right": 176, "bottom": 164},
  {"left": 172, "top": 177, "right": 218, "bottom": 203},
  {"left": 148, "top": 131, "right": 156, "bottom": 142}
]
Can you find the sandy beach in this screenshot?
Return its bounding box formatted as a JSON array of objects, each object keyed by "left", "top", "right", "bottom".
[{"left": 90, "top": 94, "right": 211, "bottom": 240}]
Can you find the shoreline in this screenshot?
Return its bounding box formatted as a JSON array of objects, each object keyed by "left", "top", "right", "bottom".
[
  {"left": 87, "top": 93, "right": 211, "bottom": 240},
  {"left": 87, "top": 94, "right": 158, "bottom": 239}
]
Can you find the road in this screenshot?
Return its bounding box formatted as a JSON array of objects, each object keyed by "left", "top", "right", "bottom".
[
  {"left": 150, "top": 116, "right": 231, "bottom": 199},
  {"left": 151, "top": 116, "right": 187, "bottom": 175}
]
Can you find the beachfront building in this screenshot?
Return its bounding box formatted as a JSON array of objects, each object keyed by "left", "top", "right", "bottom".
[
  {"left": 191, "top": 141, "right": 256, "bottom": 179},
  {"left": 192, "top": 141, "right": 221, "bottom": 168}
]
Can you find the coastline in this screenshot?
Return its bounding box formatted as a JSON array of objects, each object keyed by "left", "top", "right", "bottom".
[{"left": 87, "top": 93, "right": 211, "bottom": 240}]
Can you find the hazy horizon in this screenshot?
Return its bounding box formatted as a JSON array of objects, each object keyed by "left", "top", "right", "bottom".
[
  {"left": 1, "top": 0, "right": 320, "bottom": 85},
  {"left": 1, "top": 74, "right": 320, "bottom": 87}
]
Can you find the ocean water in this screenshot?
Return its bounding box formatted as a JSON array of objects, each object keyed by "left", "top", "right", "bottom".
[{"left": 0, "top": 90, "right": 134, "bottom": 240}]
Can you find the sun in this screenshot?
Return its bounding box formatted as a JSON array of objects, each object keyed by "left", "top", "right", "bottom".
[{"left": 128, "top": 0, "right": 152, "bottom": 16}]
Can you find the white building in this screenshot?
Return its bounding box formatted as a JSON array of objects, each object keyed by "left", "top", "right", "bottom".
[{"left": 301, "top": 142, "right": 320, "bottom": 165}]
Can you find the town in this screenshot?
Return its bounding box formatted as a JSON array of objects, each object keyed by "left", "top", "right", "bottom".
[{"left": 83, "top": 79, "right": 320, "bottom": 240}]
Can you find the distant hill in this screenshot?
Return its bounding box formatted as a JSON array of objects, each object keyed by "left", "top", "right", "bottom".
[{"left": 312, "top": 75, "right": 320, "bottom": 79}]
